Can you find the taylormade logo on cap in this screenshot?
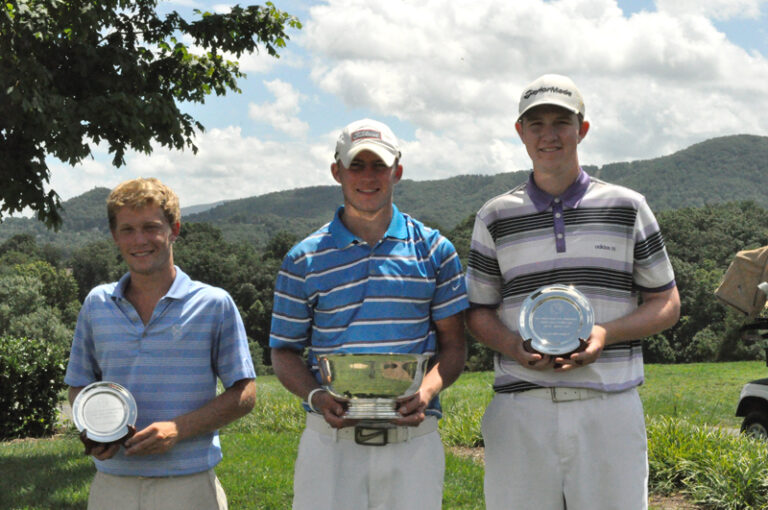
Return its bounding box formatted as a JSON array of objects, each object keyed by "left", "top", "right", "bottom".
[
  {"left": 335, "top": 119, "right": 400, "bottom": 168},
  {"left": 518, "top": 74, "right": 585, "bottom": 121},
  {"left": 523, "top": 86, "right": 574, "bottom": 100}
]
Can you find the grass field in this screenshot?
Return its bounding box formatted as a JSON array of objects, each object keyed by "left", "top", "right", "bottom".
[{"left": 2, "top": 361, "right": 768, "bottom": 509}]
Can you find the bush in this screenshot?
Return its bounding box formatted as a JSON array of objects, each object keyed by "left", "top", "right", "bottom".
[
  {"left": 648, "top": 416, "right": 768, "bottom": 509},
  {"left": 0, "top": 336, "right": 66, "bottom": 439},
  {"left": 643, "top": 334, "right": 677, "bottom": 363}
]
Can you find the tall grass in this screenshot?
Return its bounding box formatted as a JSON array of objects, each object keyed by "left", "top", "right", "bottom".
[
  {"left": 648, "top": 417, "right": 768, "bottom": 509},
  {"left": 440, "top": 371, "right": 492, "bottom": 447}
]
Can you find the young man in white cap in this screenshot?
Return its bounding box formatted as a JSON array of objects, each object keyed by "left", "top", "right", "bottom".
[
  {"left": 466, "top": 75, "right": 680, "bottom": 510},
  {"left": 269, "top": 119, "right": 469, "bottom": 509}
]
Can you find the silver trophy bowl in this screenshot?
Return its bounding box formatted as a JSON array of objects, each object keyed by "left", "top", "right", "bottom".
[{"left": 317, "top": 353, "right": 430, "bottom": 420}]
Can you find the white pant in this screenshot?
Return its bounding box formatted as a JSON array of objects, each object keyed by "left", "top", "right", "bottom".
[
  {"left": 88, "top": 469, "right": 227, "bottom": 510},
  {"left": 292, "top": 415, "right": 445, "bottom": 510},
  {"left": 482, "top": 388, "right": 648, "bottom": 510}
]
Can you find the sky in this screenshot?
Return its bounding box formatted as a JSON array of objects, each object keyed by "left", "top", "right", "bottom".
[{"left": 45, "top": 0, "right": 768, "bottom": 210}]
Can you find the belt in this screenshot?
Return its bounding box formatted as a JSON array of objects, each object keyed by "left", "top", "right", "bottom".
[
  {"left": 518, "top": 387, "right": 606, "bottom": 402},
  {"left": 305, "top": 412, "right": 438, "bottom": 446}
]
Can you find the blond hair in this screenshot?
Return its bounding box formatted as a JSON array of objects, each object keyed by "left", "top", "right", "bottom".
[{"left": 107, "top": 178, "right": 180, "bottom": 231}]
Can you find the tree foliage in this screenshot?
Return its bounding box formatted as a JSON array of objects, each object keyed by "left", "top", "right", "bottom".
[{"left": 0, "top": 0, "right": 300, "bottom": 227}]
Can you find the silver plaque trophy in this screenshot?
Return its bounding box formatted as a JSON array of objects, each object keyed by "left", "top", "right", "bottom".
[
  {"left": 518, "top": 284, "right": 594, "bottom": 356},
  {"left": 317, "top": 353, "right": 429, "bottom": 420},
  {"left": 72, "top": 381, "right": 138, "bottom": 444}
]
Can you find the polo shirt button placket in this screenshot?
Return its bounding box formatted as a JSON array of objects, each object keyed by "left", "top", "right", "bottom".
[{"left": 552, "top": 198, "right": 566, "bottom": 253}]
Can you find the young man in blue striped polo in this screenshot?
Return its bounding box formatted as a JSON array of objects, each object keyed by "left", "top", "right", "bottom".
[
  {"left": 65, "top": 178, "right": 256, "bottom": 510},
  {"left": 466, "top": 75, "right": 681, "bottom": 510},
  {"left": 270, "top": 118, "right": 469, "bottom": 510}
]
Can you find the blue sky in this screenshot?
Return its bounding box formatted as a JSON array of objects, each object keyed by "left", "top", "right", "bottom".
[{"left": 46, "top": 0, "right": 768, "bottom": 210}]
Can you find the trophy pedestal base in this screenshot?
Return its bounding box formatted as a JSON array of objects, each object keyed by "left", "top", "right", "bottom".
[{"left": 344, "top": 398, "right": 400, "bottom": 420}]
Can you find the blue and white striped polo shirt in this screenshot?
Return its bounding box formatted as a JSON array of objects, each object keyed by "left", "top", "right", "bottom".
[
  {"left": 65, "top": 267, "right": 255, "bottom": 477},
  {"left": 269, "top": 205, "right": 469, "bottom": 416},
  {"left": 466, "top": 170, "right": 676, "bottom": 393}
]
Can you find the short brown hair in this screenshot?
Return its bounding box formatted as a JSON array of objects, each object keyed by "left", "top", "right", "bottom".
[{"left": 107, "top": 178, "right": 180, "bottom": 231}]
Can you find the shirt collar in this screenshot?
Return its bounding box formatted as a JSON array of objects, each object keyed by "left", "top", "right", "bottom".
[
  {"left": 329, "top": 204, "right": 407, "bottom": 249},
  {"left": 111, "top": 266, "right": 190, "bottom": 301},
  {"left": 526, "top": 168, "right": 591, "bottom": 212}
]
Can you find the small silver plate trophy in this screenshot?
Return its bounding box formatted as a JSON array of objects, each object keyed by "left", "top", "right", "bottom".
[
  {"left": 317, "top": 353, "right": 429, "bottom": 420},
  {"left": 519, "top": 284, "right": 594, "bottom": 356},
  {"left": 72, "top": 381, "right": 137, "bottom": 444}
]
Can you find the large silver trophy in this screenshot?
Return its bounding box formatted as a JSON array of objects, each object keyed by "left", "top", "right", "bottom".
[
  {"left": 317, "top": 353, "right": 429, "bottom": 420},
  {"left": 518, "top": 284, "right": 594, "bottom": 356}
]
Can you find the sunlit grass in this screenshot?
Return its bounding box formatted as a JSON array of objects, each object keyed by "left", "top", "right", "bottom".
[{"left": 642, "top": 361, "right": 767, "bottom": 428}]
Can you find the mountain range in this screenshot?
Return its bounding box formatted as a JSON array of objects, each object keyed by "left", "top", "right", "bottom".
[{"left": 2, "top": 134, "right": 767, "bottom": 251}]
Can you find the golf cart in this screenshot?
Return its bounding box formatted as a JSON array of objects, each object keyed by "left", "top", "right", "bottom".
[
  {"left": 715, "top": 246, "right": 768, "bottom": 437},
  {"left": 735, "top": 316, "right": 768, "bottom": 437}
]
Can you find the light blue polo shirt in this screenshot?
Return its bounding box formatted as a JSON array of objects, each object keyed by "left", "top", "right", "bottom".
[
  {"left": 269, "top": 204, "right": 469, "bottom": 416},
  {"left": 65, "top": 267, "right": 255, "bottom": 477}
]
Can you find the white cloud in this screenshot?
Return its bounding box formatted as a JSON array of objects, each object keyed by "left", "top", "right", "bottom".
[
  {"left": 122, "top": 127, "right": 333, "bottom": 207},
  {"left": 304, "top": 0, "right": 768, "bottom": 170},
  {"left": 47, "top": 127, "right": 335, "bottom": 207},
  {"left": 212, "top": 3, "right": 232, "bottom": 13},
  {"left": 164, "top": 0, "right": 202, "bottom": 8},
  {"left": 655, "top": 0, "right": 767, "bottom": 20},
  {"left": 249, "top": 79, "right": 310, "bottom": 137},
  {"left": 41, "top": 0, "right": 768, "bottom": 209}
]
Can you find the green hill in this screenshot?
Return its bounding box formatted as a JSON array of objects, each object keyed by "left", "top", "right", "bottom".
[
  {"left": 2, "top": 134, "right": 767, "bottom": 250},
  {"left": 596, "top": 134, "right": 768, "bottom": 211}
]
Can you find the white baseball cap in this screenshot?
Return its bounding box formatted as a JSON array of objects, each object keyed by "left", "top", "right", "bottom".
[
  {"left": 335, "top": 118, "right": 401, "bottom": 167},
  {"left": 517, "top": 74, "right": 585, "bottom": 122}
]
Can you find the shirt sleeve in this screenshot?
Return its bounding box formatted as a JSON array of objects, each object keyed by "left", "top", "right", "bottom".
[
  {"left": 269, "top": 253, "right": 313, "bottom": 351},
  {"left": 64, "top": 293, "right": 100, "bottom": 387},
  {"left": 430, "top": 234, "right": 470, "bottom": 321},
  {"left": 213, "top": 291, "right": 256, "bottom": 388},
  {"left": 633, "top": 198, "right": 676, "bottom": 292},
  {"left": 466, "top": 213, "right": 503, "bottom": 306}
]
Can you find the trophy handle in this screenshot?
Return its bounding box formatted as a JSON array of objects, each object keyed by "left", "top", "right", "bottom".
[{"left": 318, "top": 357, "right": 333, "bottom": 385}]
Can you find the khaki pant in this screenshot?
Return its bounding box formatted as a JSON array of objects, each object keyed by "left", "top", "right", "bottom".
[{"left": 88, "top": 469, "right": 227, "bottom": 510}]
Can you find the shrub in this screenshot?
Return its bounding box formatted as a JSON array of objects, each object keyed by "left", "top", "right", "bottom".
[
  {"left": 0, "top": 336, "right": 66, "bottom": 439},
  {"left": 648, "top": 416, "right": 768, "bottom": 509}
]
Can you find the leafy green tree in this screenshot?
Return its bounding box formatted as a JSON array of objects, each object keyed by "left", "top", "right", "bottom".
[
  {"left": 0, "top": 233, "right": 38, "bottom": 258},
  {"left": 263, "top": 230, "right": 297, "bottom": 260},
  {"left": 0, "top": 274, "right": 73, "bottom": 354},
  {"left": 70, "top": 240, "right": 123, "bottom": 301},
  {"left": 13, "top": 260, "right": 79, "bottom": 318},
  {"left": 38, "top": 242, "right": 63, "bottom": 268},
  {"left": 656, "top": 202, "right": 768, "bottom": 362},
  {"left": 0, "top": 0, "right": 300, "bottom": 227},
  {"left": 175, "top": 222, "right": 260, "bottom": 291}
]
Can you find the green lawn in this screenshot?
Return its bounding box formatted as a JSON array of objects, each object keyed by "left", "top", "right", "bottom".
[
  {"left": 641, "top": 361, "right": 766, "bottom": 428},
  {"left": 2, "top": 361, "right": 767, "bottom": 509}
]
